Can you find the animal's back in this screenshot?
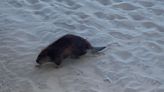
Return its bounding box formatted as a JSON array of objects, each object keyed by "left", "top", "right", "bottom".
[
  {"left": 65, "top": 34, "right": 92, "bottom": 49},
  {"left": 50, "top": 34, "right": 92, "bottom": 49}
]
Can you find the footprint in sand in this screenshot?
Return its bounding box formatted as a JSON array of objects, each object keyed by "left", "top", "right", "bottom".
[{"left": 113, "top": 3, "right": 139, "bottom": 11}]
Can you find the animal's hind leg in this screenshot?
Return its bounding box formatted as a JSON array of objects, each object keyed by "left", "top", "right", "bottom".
[
  {"left": 72, "top": 49, "right": 87, "bottom": 59},
  {"left": 49, "top": 56, "right": 62, "bottom": 68},
  {"left": 54, "top": 57, "right": 62, "bottom": 68},
  {"left": 53, "top": 59, "right": 61, "bottom": 68},
  {"left": 70, "top": 54, "right": 80, "bottom": 59}
]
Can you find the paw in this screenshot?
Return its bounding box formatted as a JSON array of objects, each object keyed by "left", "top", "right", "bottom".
[
  {"left": 70, "top": 55, "right": 80, "bottom": 59},
  {"left": 35, "top": 64, "right": 42, "bottom": 68},
  {"left": 54, "top": 65, "right": 62, "bottom": 68}
]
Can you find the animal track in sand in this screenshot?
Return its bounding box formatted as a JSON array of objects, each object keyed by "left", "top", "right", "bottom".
[{"left": 113, "top": 3, "right": 139, "bottom": 11}]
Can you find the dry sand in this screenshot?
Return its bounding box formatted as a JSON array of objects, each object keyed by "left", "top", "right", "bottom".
[{"left": 0, "top": 0, "right": 164, "bottom": 92}]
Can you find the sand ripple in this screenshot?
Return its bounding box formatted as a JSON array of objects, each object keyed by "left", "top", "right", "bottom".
[{"left": 0, "top": 0, "right": 164, "bottom": 92}]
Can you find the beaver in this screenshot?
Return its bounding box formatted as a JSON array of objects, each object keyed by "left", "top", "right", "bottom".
[{"left": 36, "top": 34, "right": 105, "bottom": 67}]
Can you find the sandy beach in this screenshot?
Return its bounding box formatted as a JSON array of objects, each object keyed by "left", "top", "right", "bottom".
[{"left": 0, "top": 0, "right": 164, "bottom": 92}]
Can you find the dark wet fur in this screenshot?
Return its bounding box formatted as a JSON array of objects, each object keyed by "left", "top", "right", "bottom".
[{"left": 36, "top": 34, "right": 105, "bottom": 66}]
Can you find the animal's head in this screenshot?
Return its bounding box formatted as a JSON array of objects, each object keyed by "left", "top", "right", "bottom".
[{"left": 36, "top": 48, "right": 50, "bottom": 65}]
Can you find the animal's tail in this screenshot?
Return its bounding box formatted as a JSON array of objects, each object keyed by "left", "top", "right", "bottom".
[{"left": 90, "top": 46, "right": 106, "bottom": 53}]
